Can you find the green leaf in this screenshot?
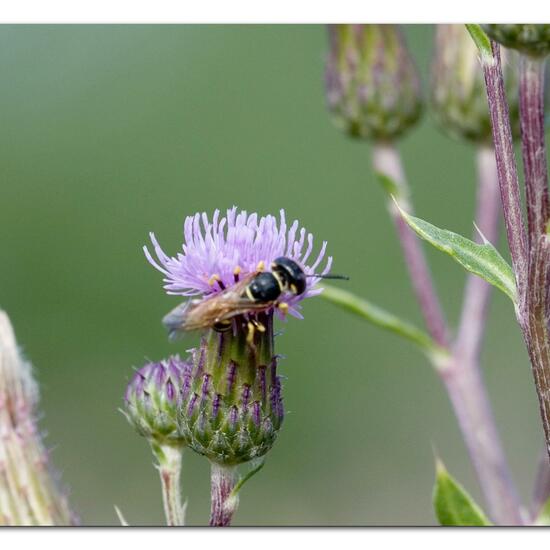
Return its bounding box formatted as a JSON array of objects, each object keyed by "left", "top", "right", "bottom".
[
  {"left": 320, "top": 284, "right": 447, "bottom": 360},
  {"left": 395, "top": 201, "right": 517, "bottom": 304},
  {"left": 466, "top": 24, "right": 494, "bottom": 64},
  {"left": 433, "top": 459, "right": 492, "bottom": 526},
  {"left": 533, "top": 496, "right": 550, "bottom": 525}
]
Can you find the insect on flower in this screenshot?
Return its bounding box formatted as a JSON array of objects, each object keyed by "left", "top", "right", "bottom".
[
  {"left": 144, "top": 207, "right": 347, "bottom": 341},
  {"left": 161, "top": 256, "right": 348, "bottom": 338}
]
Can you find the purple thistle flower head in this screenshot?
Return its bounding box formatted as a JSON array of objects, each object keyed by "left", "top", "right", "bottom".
[{"left": 144, "top": 207, "right": 333, "bottom": 318}]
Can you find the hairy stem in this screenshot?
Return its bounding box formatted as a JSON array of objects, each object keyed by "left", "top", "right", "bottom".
[
  {"left": 519, "top": 55, "right": 548, "bottom": 247},
  {"left": 481, "top": 41, "right": 529, "bottom": 312},
  {"left": 448, "top": 146, "right": 522, "bottom": 526},
  {"left": 209, "top": 462, "right": 238, "bottom": 527},
  {"left": 482, "top": 39, "right": 550, "bottom": 494},
  {"left": 152, "top": 443, "right": 185, "bottom": 526},
  {"left": 372, "top": 142, "right": 449, "bottom": 348}
]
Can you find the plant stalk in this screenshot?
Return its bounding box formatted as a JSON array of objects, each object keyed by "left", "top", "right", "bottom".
[
  {"left": 373, "top": 142, "right": 449, "bottom": 348},
  {"left": 448, "top": 145, "right": 522, "bottom": 525},
  {"left": 480, "top": 42, "right": 529, "bottom": 311},
  {"left": 481, "top": 41, "right": 550, "bottom": 468},
  {"left": 209, "top": 462, "right": 238, "bottom": 527},
  {"left": 152, "top": 443, "right": 185, "bottom": 526},
  {"left": 372, "top": 142, "right": 522, "bottom": 524},
  {"left": 519, "top": 55, "right": 548, "bottom": 247}
]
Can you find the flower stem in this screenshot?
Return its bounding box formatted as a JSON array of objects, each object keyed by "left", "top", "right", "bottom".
[
  {"left": 447, "top": 147, "right": 522, "bottom": 525},
  {"left": 152, "top": 443, "right": 185, "bottom": 526},
  {"left": 372, "top": 142, "right": 522, "bottom": 524},
  {"left": 481, "top": 41, "right": 550, "bottom": 468},
  {"left": 480, "top": 41, "right": 529, "bottom": 311},
  {"left": 372, "top": 142, "right": 449, "bottom": 348},
  {"left": 519, "top": 54, "right": 548, "bottom": 248},
  {"left": 209, "top": 462, "right": 238, "bottom": 527}
]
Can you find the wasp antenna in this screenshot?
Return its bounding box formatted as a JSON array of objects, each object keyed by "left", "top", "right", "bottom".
[{"left": 306, "top": 273, "right": 350, "bottom": 281}]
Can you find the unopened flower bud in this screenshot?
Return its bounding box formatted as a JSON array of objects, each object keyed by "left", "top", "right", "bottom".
[
  {"left": 325, "top": 24, "right": 423, "bottom": 141},
  {"left": 482, "top": 24, "right": 550, "bottom": 58},
  {"left": 431, "top": 24, "right": 519, "bottom": 143},
  {"left": 124, "top": 356, "right": 190, "bottom": 445},
  {"left": 0, "top": 311, "right": 74, "bottom": 525},
  {"left": 178, "top": 314, "right": 284, "bottom": 466}
]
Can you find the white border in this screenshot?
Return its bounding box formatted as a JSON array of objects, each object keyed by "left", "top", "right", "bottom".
[
  {"left": 0, "top": 528, "right": 548, "bottom": 547},
  {"left": 1, "top": 0, "right": 549, "bottom": 23}
]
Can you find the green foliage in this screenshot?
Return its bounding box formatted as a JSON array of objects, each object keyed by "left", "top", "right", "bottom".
[
  {"left": 466, "top": 24, "right": 494, "bottom": 63},
  {"left": 321, "top": 284, "right": 446, "bottom": 360},
  {"left": 396, "top": 202, "right": 517, "bottom": 303},
  {"left": 533, "top": 496, "right": 550, "bottom": 525},
  {"left": 433, "top": 459, "right": 491, "bottom": 526}
]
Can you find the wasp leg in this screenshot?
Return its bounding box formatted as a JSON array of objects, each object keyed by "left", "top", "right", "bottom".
[
  {"left": 277, "top": 302, "right": 289, "bottom": 314},
  {"left": 247, "top": 321, "right": 256, "bottom": 345}
]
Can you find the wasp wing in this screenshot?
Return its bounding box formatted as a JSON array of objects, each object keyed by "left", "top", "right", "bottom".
[{"left": 162, "top": 273, "right": 275, "bottom": 335}]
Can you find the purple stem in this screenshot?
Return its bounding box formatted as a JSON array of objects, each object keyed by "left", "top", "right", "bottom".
[
  {"left": 209, "top": 462, "right": 238, "bottom": 527},
  {"left": 519, "top": 55, "right": 549, "bottom": 248},
  {"left": 482, "top": 41, "right": 550, "bottom": 513},
  {"left": 373, "top": 142, "right": 523, "bottom": 524},
  {"left": 372, "top": 143, "right": 448, "bottom": 348},
  {"left": 481, "top": 41, "right": 529, "bottom": 313},
  {"left": 449, "top": 146, "right": 522, "bottom": 526}
]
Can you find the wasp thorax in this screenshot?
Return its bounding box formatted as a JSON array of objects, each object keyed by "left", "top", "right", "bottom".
[{"left": 177, "top": 314, "right": 284, "bottom": 466}]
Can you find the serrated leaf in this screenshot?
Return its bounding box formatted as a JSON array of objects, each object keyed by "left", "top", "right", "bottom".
[
  {"left": 433, "top": 459, "right": 491, "bottom": 526},
  {"left": 395, "top": 202, "right": 517, "bottom": 304},
  {"left": 320, "top": 284, "right": 446, "bottom": 360}
]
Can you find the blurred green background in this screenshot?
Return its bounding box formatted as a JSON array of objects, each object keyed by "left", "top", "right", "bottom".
[{"left": 0, "top": 25, "right": 543, "bottom": 525}]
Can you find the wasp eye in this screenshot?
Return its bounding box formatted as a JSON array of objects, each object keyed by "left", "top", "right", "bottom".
[{"left": 272, "top": 257, "right": 307, "bottom": 295}]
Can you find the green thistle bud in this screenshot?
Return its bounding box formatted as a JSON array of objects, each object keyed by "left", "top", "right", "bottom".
[
  {"left": 124, "top": 357, "right": 190, "bottom": 446},
  {"left": 178, "top": 313, "right": 284, "bottom": 466},
  {"left": 431, "top": 24, "right": 520, "bottom": 144},
  {"left": 325, "top": 24, "right": 423, "bottom": 141},
  {"left": 482, "top": 24, "right": 550, "bottom": 58}
]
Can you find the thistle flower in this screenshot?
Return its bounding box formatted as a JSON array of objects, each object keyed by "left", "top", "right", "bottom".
[
  {"left": 144, "top": 206, "right": 332, "bottom": 318},
  {"left": 144, "top": 207, "right": 333, "bottom": 526},
  {"left": 431, "top": 24, "right": 519, "bottom": 144},
  {"left": 325, "top": 24, "right": 423, "bottom": 142},
  {"left": 482, "top": 24, "right": 550, "bottom": 58},
  {"left": 0, "top": 310, "right": 74, "bottom": 525}
]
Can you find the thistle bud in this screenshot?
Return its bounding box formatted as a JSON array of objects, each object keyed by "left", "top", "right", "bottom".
[
  {"left": 482, "top": 24, "right": 550, "bottom": 58},
  {"left": 124, "top": 357, "right": 190, "bottom": 446},
  {"left": 325, "top": 24, "right": 423, "bottom": 141},
  {"left": 431, "top": 24, "right": 519, "bottom": 143},
  {"left": 0, "top": 310, "right": 74, "bottom": 525},
  {"left": 178, "top": 313, "right": 284, "bottom": 466}
]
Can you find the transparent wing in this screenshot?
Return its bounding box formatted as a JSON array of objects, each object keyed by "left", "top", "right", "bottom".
[{"left": 162, "top": 273, "right": 276, "bottom": 334}]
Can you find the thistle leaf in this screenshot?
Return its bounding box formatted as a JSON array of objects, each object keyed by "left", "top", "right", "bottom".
[
  {"left": 320, "top": 284, "right": 446, "bottom": 359},
  {"left": 466, "top": 24, "right": 494, "bottom": 64},
  {"left": 395, "top": 202, "right": 517, "bottom": 304},
  {"left": 433, "top": 459, "right": 492, "bottom": 526}
]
